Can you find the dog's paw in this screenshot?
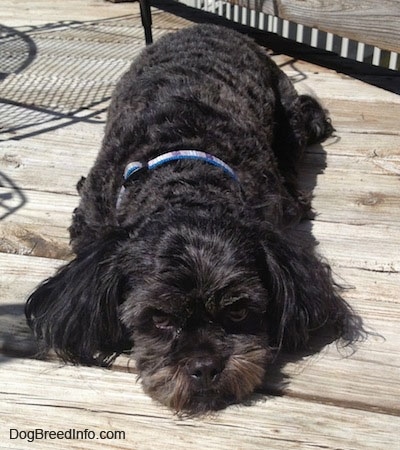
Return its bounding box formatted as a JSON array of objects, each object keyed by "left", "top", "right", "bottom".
[{"left": 299, "top": 95, "right": 334, "bottom": 145}]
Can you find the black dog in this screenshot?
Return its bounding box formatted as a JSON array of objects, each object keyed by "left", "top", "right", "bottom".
[{"left": 26, "top": 25, "right": 354, "bottom": 414}]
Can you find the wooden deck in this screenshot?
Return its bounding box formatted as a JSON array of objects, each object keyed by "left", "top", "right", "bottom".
[{"left": 1, "top": 1, "right": 399, "bottom": 448}]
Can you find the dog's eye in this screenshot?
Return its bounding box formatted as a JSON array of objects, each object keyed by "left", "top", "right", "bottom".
[
  {"left": 227, "top": 308, "right": 248, "bottom": 322},
  {"left": 152, "top": 313, "right": 174, "bottom": 330}
]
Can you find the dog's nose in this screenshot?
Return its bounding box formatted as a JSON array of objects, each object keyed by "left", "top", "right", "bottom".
[{"left": 187, "top": 356, "right": 223, "bottom": 388}]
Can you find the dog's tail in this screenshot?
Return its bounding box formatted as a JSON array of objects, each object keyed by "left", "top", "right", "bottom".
[{"left": 299, "top": 94, "right": 335, "bottom": 145}]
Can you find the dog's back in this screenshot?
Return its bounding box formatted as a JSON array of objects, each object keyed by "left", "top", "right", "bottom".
[
  {"left": 105, "top": 24, "right": 280, "bottom": 165},
  {"left": 73, "top": 24, "right": 331, "bottom": 247}
]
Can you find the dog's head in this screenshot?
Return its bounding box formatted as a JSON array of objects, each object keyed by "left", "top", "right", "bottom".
[
  {"left": 121, "top": 224, "right": 272, "bottom": 413},
  {"left": 26, "top": 220, "right": 353, "bottom": 414}
]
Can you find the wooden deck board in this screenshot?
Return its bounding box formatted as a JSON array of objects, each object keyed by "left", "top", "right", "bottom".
[
  {"left": 1, "top": 1, "right": 399, "bottom": 448},
  {"left": 228, "top": 0, "right": 400, "bottom": 53},
  {"left": 1, "top": 357, "right": 400, "bottom": 450}
]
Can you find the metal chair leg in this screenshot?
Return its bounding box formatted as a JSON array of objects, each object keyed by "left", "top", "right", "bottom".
[{"left": 139, "top": 0, "right": 153, "bottom": 45}]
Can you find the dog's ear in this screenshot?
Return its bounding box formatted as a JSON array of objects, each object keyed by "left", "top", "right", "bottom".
[
  {"left": 259, "top": 232, "right": 353, "bottom": 351},
  {"left": 25, "top": 231, "right": 131, "bottom": 366}
]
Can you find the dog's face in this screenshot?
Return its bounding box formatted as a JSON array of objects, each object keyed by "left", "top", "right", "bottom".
[
  {"left": 26, "top": 220, "right": 352, "bottom": 415},
  {"left": 121, "top": 227, "right": 272, "bottom": 414}
]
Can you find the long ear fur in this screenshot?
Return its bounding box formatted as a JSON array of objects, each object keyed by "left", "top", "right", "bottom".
[
  {"left": 25, "top": 232, "right": 130, "bottom": 366},
  {"left": 260, "top": 232, "right": 355, "bottom": 351}
]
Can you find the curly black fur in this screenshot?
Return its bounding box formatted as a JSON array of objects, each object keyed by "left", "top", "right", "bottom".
[{"left": 26, "top": 25, "right": 355, "bottom": 414}]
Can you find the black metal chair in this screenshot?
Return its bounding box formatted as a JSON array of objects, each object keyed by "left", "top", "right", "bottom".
[{"left": 139, "top": 0, "right": 153, "bottom": 44}]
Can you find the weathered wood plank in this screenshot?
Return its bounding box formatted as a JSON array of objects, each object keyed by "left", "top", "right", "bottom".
[
  {"left": 294, "top": 72, "right": 400, "bottom": 104},
  {"left": 1, "top": 136, "right": 97, "bottom": 195},
  {"left": 0, "top": 189, "right": 75, "bottom": 257},
  {"left": 0, "top": 253, "right": 63, "bottom": 356},
  {"left": 338, "top": 267, "right": 400, "bottom": 308},
  {"left": 0, "top": 0, "right": 143, "bottom": 26},
  {"left": 229, "top": 0, "right": 400, "bottom": 52},
  {"left": 302, "top": 221, "right": 400, "bottom": 273},
  {"left": 1, "top": 357, "right": 399, "bottom": 449},
  {"left": 278, "top": 0, "right": 400, "bottom": 53},
  {"left": 323, "top": 99, "right": 400, "bottom": 134},
  {"left": 0, "top": 222, "right": 71, "bottom": 259},
  {"left": 299, "top": 150, "right": 400, "bottom": 226},
  {"left": 307, "top": 187, "right": 400, "bottom": 227},
  {"left": 0, "top": 0, "right": 191, "bottom": 30},
  {"left": 309, "top": 132, "right": 400, "bottom": 159},
  {"left": 0, "top": 254, "right": 64, "bottom": 301}
]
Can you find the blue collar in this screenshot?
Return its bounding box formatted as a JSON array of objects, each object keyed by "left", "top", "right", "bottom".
[{"left": 116, "top": 150, "right": 239, "bottom": 209}]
